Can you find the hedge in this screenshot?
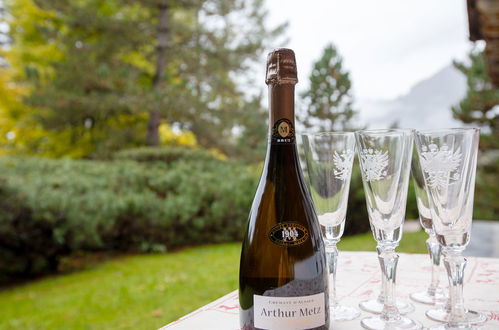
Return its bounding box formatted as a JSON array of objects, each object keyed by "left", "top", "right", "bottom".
[
  {"left": 113, "top": 146, "right": 220, "bottom": 164},
  {"left": 0, "top": 147, "right": 418, "bottom": 280},
  {"left": 0, "top": 153, "right": 256, "bottom": 279}
]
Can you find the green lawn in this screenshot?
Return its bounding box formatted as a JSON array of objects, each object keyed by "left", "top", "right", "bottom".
[
  {"left": 338, "top": 230, "right": 427, "bottom": 253},
  {"left": 0, "top": 230, "right": 427, "bottom": 330}
]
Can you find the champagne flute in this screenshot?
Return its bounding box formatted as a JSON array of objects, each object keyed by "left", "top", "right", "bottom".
[
  {"left": 410, "top": 147, "right": 447, "bottom": 305},
  {"left": 415, "top": 128, "right": 487, "bottom": 329},
  {"left": 355, "top": 129, "right": 421, "bottom": 330},
  {"left": 413, "top": 141, "right": 485, "bottom": 324},
  {"left": 301, "top": 132, "right": 361, "bottom": 322},
  {"left": 355, "top": 146, "right": 415, "bottom": 317}
]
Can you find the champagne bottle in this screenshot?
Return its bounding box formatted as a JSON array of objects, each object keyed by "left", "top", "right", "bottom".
[{"left": 239, "top": 48, "right": 329, "bottom": 330}]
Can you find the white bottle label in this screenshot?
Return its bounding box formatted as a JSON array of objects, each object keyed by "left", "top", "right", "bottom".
[{"left": 253, "top": 292, "right": 325, "bottom": 329}]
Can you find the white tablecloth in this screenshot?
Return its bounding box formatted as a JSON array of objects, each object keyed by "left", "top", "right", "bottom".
[{"left": 161, "top": 251, "right": 499, "bottom": 329}]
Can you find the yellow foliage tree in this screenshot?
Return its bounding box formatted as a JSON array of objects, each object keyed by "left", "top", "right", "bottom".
[{"left": 159, "top": 122, "right": 197, "bottom": 148}]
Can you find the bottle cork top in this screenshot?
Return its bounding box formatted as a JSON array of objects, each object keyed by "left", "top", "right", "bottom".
[{"left": 265, "top": 48, "right": 298, "bottom": 85}]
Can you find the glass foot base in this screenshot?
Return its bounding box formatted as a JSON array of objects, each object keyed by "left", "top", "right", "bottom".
[
  {"left": 426, "top": 308, "right": 488, "bottom": 324},
  {"left": 410, "top": 288, "right": 447, "bottom": 305},
  {"left": 427, "top": 323, "right": 482, "bottom": 330},
  {"left": 361, "top": 315, "right": 422, "bottom": 330},
  {"left": 331, "top": 304, "right": 360, "bottom": 321},
  {"left": 359, "top": 298, "right": 415, "bottom": 315}
]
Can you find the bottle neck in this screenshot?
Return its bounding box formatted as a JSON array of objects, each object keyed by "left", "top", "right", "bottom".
[
  {"left": 263, "top": 83, "right": 307, "bottom": 193},
  {"left": 263, "top": 82, "right": 301, "bottom": 184},
  {"left": 268, "top": 84, "right": 296, "bottom": 145}
]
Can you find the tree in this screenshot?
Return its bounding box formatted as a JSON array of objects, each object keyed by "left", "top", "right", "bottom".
[
  {"left": 452, "top": 48, "right": 499, "bottom": 150},
  {"left": 2, "top": 0, "right": 141, "bottom": 156},
  {"left": 300, "top": 43, "right": 357, "bottom": 132},
  {"left": 452, "top": 48, "right": 499, "bottom": 220},
  {"left": 0, "top": 0, "right": 86, "bottom": 157},
  {"left": 3, "top": 0, "right": 285, "bottom": 159},
  {"left": 163, "top": 0, "right": 286, "bottom": 157}
]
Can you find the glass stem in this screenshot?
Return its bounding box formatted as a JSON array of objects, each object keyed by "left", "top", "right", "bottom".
[
  {"left": 377, "top": 273, "right": 386, "bottom": 304},
  {"left": 426, "top": 233, "right": 442, "bottom": 298},
  {"left": 443, "top": 250, "right": 468, "bottom": 327},
  {"left": 377, "top": 246, "right": 401, "bottom": 322},
  {"left": 325, "top": 241, "right": 338, "bottom": 308}
]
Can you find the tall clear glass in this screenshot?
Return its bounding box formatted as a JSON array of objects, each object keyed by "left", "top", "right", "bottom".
[
  {"left": 301, "top": 132, "right": 361, "bottom": 322},
  {"left": 410, "top": 147, "right": 447, "bottom": 305},
  {"left": 355, "top": 129, "right": 421, "bottom": 330},
  {"left": 355, "top": 142, "right": 415, "bottom": 317},
  {"left": 415, "top": 128, "right": 487, "bottom": 329},
  {"left": 414, "top": 150, "right": 487, "bottom": 325}
]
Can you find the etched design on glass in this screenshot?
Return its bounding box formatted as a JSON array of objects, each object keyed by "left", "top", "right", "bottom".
[
  {"left": 359, "top": 148, "right": 389, "bottom": 181},
  {"left": 332, "top": 150, "right": 354, "bottom": 181},
  {"left": 419, "top": 144, "right": 462, "bottom": 191}
]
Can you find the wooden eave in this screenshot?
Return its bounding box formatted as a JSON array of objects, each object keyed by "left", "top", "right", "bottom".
[{"left": 468, "top": 0, "right": 499, "bottom": 86}]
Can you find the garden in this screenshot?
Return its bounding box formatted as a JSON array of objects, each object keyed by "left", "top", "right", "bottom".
[{"left": 0, "top": 0, "right": 497, "bottom": 329}]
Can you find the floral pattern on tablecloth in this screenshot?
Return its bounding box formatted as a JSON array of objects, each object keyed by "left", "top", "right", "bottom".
[{"left": 161, "top": 252, "right": 499, "bottom": 330}]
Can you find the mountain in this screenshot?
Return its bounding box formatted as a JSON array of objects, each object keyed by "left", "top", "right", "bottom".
[{"left": 358, "top": 64, "right": 467, "bottom": 129}]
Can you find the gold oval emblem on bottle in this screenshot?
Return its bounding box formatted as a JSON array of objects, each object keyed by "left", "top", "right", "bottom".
[
  {"left": 278, "top": 121, "right": 290, "bottom": 137},
  {"left": 269, "top": 222, "right": 309, "bottom": 247},
  {"left": 271, "top": 118, "right": 295, "bottom": 144}
]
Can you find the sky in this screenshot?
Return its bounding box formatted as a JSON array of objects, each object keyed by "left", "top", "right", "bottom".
[{"left": 265, "top": 0, "right": 473, "bottom": 102}]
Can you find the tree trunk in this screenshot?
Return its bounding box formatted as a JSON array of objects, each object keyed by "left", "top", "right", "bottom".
[{"left": 146, "top": 0, "right": 169, "bottom": 146}]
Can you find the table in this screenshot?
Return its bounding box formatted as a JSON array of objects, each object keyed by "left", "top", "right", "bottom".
[
  {"left": 161, "top": 252, "right": 499, "bottom": 329},
  {"left": 465, "top": 221, "right": 499, "bottom": 258}
]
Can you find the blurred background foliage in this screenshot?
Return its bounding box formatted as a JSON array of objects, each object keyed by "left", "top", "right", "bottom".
[
  {"left": 0, "top": 0, "right": 283, "bottom": 160},
  {"left": 0, "top": 0, "right": 496, "bottom": 284},
  {"left": 452, "top": 48, "right": 499, "bottom": 220}
]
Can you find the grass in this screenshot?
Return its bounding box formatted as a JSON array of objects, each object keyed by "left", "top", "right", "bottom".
[
  {"left": 338, "top": 229, "right": 427, "bottom": 253},
  {"left": 0, "top": 231, "right": 427, "bottom": 330}
]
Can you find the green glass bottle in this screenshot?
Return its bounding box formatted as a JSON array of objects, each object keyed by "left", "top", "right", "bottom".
[{"left": 239, "top": 48, "right": 329, "bottom": 330}]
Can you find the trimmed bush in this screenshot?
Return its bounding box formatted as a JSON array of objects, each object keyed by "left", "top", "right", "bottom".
[
  {"left": 344, "top": 165, "right": 371, "bottom": 235},
  {"left": 0, "top": 153, "right": 257, "bottom": 279},
  {"left": 113, "top": 146, "right": 220, "bottom": 164},
  {"left": 474, "top": 161, "right": 499, "bottom": 220},
  {"left": 0, "top": 146, "right": 429, "bottom": 280}
]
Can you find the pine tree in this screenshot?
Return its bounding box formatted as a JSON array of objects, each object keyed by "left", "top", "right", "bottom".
[
  {"left": 452, "top": 48, "right": 499, "bottom": 150},
  {"left": 300, "top": 43, "right": 357, "bottom": 132},
  {"left": 166, "top": 0, "right": 285, "bottom": 157},
  {"left": 4, "top": 0, "right": 285, "bottom": 158},
  {"left": 452, "top": 48, "right": 499, "bottom": 220}
]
